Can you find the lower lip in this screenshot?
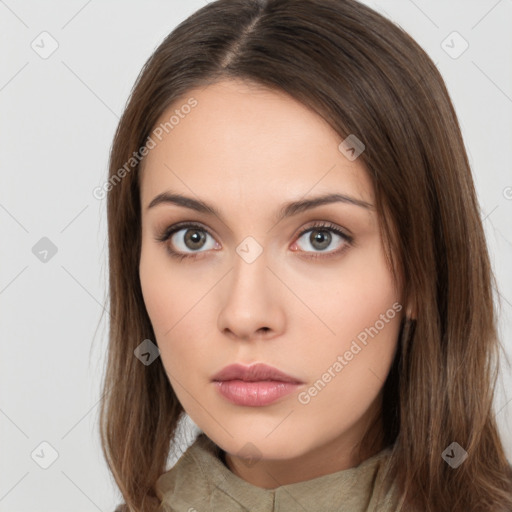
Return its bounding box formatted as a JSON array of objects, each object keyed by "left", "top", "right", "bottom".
[{"left": 213, "top": 380, "right": 300, "bottom": 406}]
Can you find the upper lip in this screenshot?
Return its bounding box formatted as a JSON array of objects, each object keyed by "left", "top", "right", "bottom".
[{"left": 212, "top": 363, "right": 303, "bottom": 383}]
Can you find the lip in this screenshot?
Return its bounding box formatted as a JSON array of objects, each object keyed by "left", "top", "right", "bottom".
[
  {"left": 212, "top": 363, "right": 303, "bottom": 407},
  {"left": 212, "top": 363, "right": 302, "bottom": 383}
]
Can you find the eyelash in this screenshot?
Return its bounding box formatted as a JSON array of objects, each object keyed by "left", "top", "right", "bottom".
[{"left": 155, "top": 221, "right": 354, "bottom": 261}]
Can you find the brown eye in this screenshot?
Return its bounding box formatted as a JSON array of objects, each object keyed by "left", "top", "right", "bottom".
[
  {"left": 182, "top": 229, "right": 207, "bottom": 250},
  {"left": 294, "top": 222, "right": 352, "bottom": 257},
  {"left": 307, "top": 229, "right": 332, "bottom": 251},
  {"left": 156, "top": 222, "right": 218, "bottom": 260},
  {"left": 169, "top": 227, "right": 216, "bottom": 254}
]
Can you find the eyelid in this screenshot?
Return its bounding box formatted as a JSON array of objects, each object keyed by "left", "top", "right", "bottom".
[
  {"left": 155, "top": 220, "right": 214, "bottom": 243},
  {"left": 295, "top": 220, "right": 353, "bottom": 243}
]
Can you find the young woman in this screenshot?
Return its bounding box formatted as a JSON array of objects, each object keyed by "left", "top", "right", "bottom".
[{"left": 99, "top": 0, "right": 512, "bottom": 510}]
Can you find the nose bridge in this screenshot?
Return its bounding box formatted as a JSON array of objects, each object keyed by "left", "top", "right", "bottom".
[
  {"left": 230, "top": 237, "right": 273, "bottom": 303},
  {"left": 217, "top": 237, "right": 284, "bottom": 339}
]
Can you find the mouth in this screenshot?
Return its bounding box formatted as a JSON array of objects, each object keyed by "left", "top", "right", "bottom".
[{"left": 212, "top": 363, "right": 303, "bottom": 407}]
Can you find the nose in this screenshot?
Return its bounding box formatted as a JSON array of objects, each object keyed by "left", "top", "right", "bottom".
[{"left": 217, "top": 247, "right": 285, "bottom": 342}]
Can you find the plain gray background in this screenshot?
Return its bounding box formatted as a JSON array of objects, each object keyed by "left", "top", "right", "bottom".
[{"left": 1, "top": 0, "right": 511, "bottom": 510}]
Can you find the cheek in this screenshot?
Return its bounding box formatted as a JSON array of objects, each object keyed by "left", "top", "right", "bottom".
[
  {"left": 139, "top": 247, "right": 216, "bottom": 422},
  {"left": 294, "top": 301, "right": 401, "bottom": 449},
  {"left": 139, "top": 242, "right": 214, "bottom": 378},
  {"left": 139, "top": 239, "right": 197, "bottom": 335},
  {"left": 294, "top": 239, "right": 399, "bottom": 352},
  {"left": 294, "top": 241, "right": 401, "bottom": 405},
  {"left": 139, "top": 250, "right": 170, "bottom": 336},
  {"left": 138, "top": 241, "right": 189, "bottom": 356}
]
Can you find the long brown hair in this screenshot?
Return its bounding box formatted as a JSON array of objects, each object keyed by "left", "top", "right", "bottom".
[{"left": 99, "top": 0, "right": 512, "bottom": 510}]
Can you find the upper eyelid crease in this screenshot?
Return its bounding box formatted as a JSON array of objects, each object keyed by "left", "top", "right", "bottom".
[{"left": 146, "top": 191, "right": 374, "bottom": 226}]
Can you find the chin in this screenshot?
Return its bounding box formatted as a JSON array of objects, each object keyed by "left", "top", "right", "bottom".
[{"left": 199, "top": 419, "right": 314, "bottom": 461}]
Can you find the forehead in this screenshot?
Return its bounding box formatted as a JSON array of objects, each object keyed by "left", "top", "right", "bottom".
[{"left": 140, "top": 79, "right": 374, "bottom": 212}]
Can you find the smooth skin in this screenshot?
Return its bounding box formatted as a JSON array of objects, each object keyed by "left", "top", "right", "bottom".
[{"left": 139, "top": 79, "right": 404, "bottom": 489}]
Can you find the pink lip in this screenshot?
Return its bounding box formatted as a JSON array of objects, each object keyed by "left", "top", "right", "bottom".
[
  {"left": 212, "top": 363, "right": 303, "bottom": 407},
  {"left": 212, "top": 363, "right": 302, "bottom": 383}
]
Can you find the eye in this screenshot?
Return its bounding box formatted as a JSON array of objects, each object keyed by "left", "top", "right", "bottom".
[
  {"left": 155, "top": 222, "right": 218, "bottom": 260},
  {"left": 156, "top": 220, "right": 353, "bottom": 261},
  {"left": 292, "top": 222, "right": 353, "bottom": 259}
]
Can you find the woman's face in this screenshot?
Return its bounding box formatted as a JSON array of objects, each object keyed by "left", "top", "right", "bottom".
[{"left": 139, "top": 79, "right": 403, "bottom": 483}]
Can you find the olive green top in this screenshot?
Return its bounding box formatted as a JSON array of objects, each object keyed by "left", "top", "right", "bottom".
[{"left": 156, "top": 433, "right": 401, "bottom": 511}]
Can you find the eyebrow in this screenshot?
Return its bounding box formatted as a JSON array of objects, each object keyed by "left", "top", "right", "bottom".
[{"left": 147, "top": 191, "right": 373, "bottom": 223}]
